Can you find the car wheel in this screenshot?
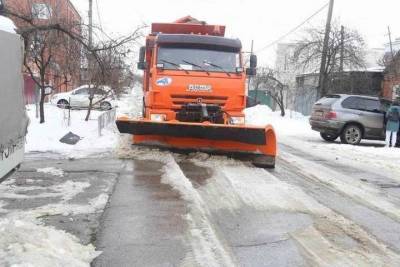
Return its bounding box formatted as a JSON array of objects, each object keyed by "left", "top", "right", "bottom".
[
  {"left": 57, "top": 99, "right": 69, "bottom": 109},
  {"left": 100, "top": 101, "right": 112, "bottom": 110},
  {"left": 340, "top": 124, "right": 362, "bottom": 145},
  {"left": 320, "top": 133, "right": 338, "bottom": 142}
]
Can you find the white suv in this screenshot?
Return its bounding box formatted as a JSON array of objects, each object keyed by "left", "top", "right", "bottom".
[{"left": 50, "top": 85, "right": 116, "bottom": 110}]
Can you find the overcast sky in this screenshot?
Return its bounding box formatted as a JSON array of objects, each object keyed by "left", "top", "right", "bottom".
[{"left": 71, "top": 0, "right": 400, "bottom": 66}]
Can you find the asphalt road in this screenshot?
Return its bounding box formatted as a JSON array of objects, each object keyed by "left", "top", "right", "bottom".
[
  {"left": 93, "top": 142, "right": 400, "bottom": 266},
  {"left": 4, "top": 144, "right": 400, "bottom": 266}
]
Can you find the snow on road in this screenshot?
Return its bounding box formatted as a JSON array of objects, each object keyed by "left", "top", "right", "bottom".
[
  {"left": 0, "top": 176, "right": 104, "bottom": 266},
  {"left": 180, "top": 154, "right": 400, "bottom": 265},
  {"left": 37, "top": 167, "right": 65, "bottom": 177},
  {"left": 161, "top": 154, "right": 235, "bottom": 267}
]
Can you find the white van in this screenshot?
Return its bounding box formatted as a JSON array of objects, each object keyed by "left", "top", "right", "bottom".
[{"left": 0, "top": 16, "right": 29, "bottom": 179}]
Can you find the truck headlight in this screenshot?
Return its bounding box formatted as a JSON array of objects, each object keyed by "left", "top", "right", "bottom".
[
  {"left": 150, "top": 114, "right": 166, "bottom": 122},
  {"left": 229, "top": 116, "right": 245, "bottom": 125}
]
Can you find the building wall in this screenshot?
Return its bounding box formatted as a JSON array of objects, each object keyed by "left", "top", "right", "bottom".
[
  {"left": 382, "top": 75, "right": 400, "bottom": 100},
  {"left": 382, "top": 52, "right": 400, "bottom": 101}
]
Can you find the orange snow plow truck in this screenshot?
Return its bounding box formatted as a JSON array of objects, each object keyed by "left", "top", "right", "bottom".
[{"left": 116, "top": 17, "right": 277, "bottom": 168}]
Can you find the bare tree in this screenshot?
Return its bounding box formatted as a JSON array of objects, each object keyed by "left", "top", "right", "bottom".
[
  {"left": 83, "top": 45, "right": 135, "bottom": 121},
  {"left": 1, "top": 3, "right": 143, "bottom": 123},
  {"left": 253, "top": 68, "right": 286, "bottom": 117},
  {"left": 292, "top": 22, "right": 366, "bottom": 97}
]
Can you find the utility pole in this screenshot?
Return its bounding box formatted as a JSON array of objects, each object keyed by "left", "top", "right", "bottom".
[
  {"left": 88, "top": 0, "right": 93, "bottom": 49},
  {"left": 318, "top": 0, "right": 334, "bottom": 99},
  {"left": 387, "top": 26, "right": 394, "bottom": 60}
]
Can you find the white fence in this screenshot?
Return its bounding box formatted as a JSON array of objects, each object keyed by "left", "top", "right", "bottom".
[{"left": 98, "top": 108, "right": 116, "bottom": 136}]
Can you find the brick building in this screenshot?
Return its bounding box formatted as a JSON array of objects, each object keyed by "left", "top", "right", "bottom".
[
  {"left": 382, "top": 53, "right": 400, "bottom": 101},
  {"left": 3, "top": 0, "right": 82, "bottom": 103}
]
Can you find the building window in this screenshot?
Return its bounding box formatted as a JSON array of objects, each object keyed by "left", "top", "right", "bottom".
[{"left": 32, "top": 3, "right": 52, "bottom": 19}]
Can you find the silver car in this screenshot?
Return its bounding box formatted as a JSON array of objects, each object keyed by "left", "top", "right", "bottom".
[
  {"left": 310, "top": 94, "right": 387, "bottom": 145},
  {"left": 50, "top": 85, "right": 116, "bottom": 110}
]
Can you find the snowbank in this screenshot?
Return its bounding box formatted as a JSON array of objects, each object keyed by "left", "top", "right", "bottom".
[
  {"left": 0, "top": 16, "right": 16, "bottom": 34},
  {"left": 0, "top": 218, "right": 100, "bottom": 267},
  {"left": 245, "top": 105, "right": 314, "bottom": 137}
]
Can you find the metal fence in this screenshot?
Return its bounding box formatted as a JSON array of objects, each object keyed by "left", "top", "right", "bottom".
[{"left": 98, "top": 108, "right": 116, "bottom": 136}]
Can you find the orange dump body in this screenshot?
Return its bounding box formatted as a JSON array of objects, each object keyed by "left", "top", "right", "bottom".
[{"left": 116, "top": 18, "right": 277, "bottom": 167}]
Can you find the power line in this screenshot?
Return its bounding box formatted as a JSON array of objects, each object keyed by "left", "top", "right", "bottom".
[
  {"left": 95, "top": 0, "right": 103, "bottom": 30},
  {"left": 255, "top": 2, "right": 329, "bottom": 53}
]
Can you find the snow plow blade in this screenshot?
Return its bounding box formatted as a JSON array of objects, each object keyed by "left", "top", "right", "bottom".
[{"left": 116, "top": 118, "right": 277, "bottom": 168}]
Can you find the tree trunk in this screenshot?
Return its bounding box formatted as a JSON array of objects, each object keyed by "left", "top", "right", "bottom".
[
  {"left": 39, "top": 86, "right": 46, "bottom": 124},
  {"left": 85, "top": 98, "right": 93, "bottom": 121},
  {"left": 280, "top": 105, "right": 285, "bottom": 117},
  {"left": 85, "top": 85, "right": 95, "bottom": 121}
]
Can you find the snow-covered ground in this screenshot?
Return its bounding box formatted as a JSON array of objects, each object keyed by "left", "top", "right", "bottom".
[
  {"left": 25, "top": 89, "right": 141, "bottom": 158},
  {"left": 26, "top": 104, "right": 118, "bottom": 158},
  {"left": 245, "top": 105, "right": 400, "bottom": 176}
]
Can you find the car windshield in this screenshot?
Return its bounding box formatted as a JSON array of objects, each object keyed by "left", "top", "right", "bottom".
[{"left": 157, "top": 46, "right": 240, "bottom": 73}]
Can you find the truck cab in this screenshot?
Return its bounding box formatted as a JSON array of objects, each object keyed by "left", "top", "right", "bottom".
[{"left": 138, "top": 22, "right": 256, "bottom": 125}]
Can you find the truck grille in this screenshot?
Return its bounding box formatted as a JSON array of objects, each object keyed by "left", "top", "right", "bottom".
[{"left": 170, "top": 94, "right": 228, "bottom": 108}]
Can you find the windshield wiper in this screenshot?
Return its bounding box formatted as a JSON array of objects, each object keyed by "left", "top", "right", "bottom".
[
  {"left": 182, "top": 60, "right": 210, "bottom": 75},
  {"left": 203, "top": 61, "right": 231, "bottom": 77},
  {"left": 159, "top": 59, "right": 189, "bottom": 73}
]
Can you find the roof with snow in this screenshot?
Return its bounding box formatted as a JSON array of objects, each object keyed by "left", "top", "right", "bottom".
[
  {"left": 174, "top": 16, "right": 205, "bottom": 25},
  {"left": 0, "top": 15, "right": 17, "bottom": 34}
]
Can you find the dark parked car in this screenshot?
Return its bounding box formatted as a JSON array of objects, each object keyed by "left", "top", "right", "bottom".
[{"left": 309, "top": 94, "right": 387, "bottom": 145}]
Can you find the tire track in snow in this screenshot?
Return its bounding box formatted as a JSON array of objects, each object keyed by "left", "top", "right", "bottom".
[
  {"left": 280, "top": 143, "right": 400, "bottom": 204},
  {"left": 187, "top": 155, "right": 400, "bottom": 266},
  {"left": 279, "top": 150, "right": 400, "bottom": 223},
  {"left": 159, "top": 154, "right": 237, "bottom": 267}
]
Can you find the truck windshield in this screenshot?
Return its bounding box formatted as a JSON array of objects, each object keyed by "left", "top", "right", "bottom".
[{"left": 157, "top": 46, "right": 240, "bottom": 73}]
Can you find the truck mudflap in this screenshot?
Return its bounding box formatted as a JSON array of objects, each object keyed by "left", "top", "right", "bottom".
[{"left": 116, "top": 118, "right": 277, "bottom": 168}]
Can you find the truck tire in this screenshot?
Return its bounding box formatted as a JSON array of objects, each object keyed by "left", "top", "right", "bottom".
[
  {"left": 320, "top": 133, "right": 338, "bottom": 142},
  {"left": 340, "top": 124, "right": 362, "bottom": 145}
]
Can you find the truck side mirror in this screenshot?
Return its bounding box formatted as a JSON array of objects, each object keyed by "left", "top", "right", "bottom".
[
  {"left": 246, "top": 68, "right": 257, "bottom": 76},
  {"left": 137, "top": 46, "right": 147, "bottom": 70},
  {"left": 250, "top": 54, "right": 257, "bottom": 68},
  {"left": 246, "top": 54, "right": 257, "bottom": 76}
]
